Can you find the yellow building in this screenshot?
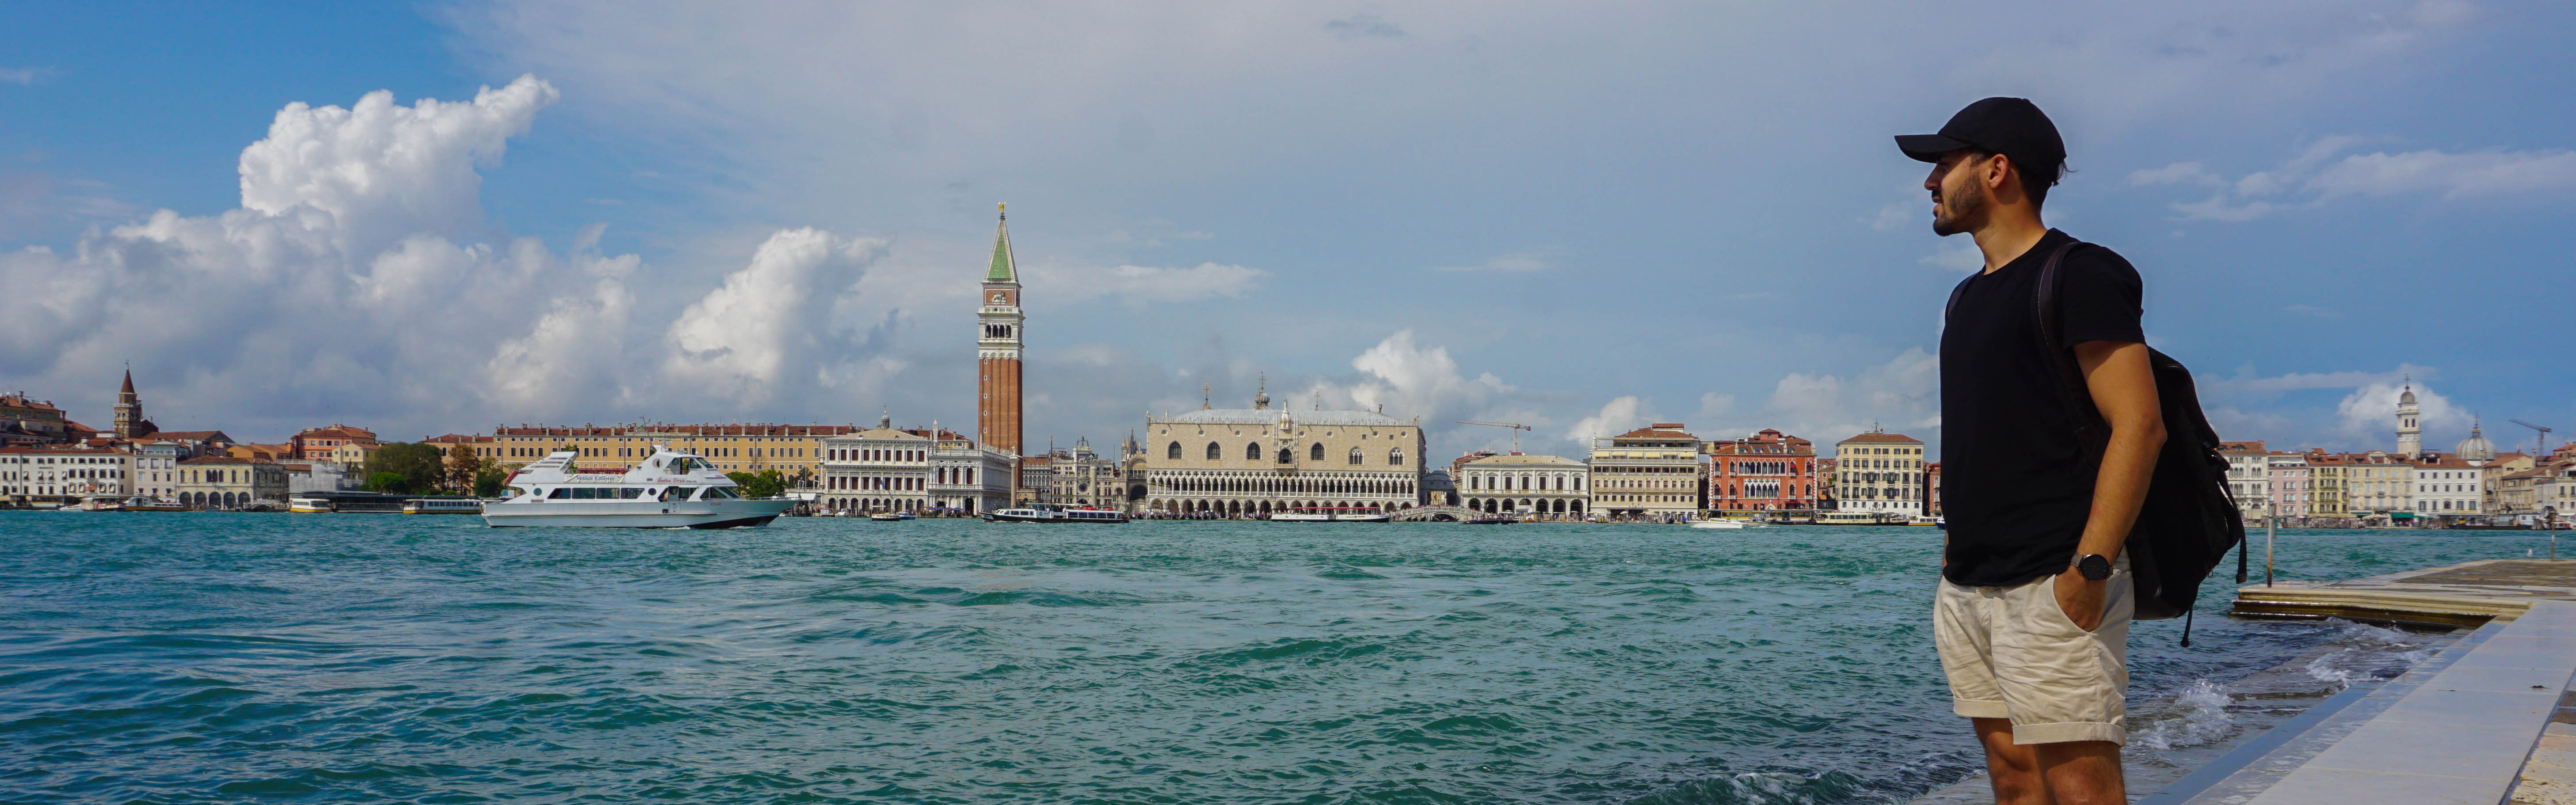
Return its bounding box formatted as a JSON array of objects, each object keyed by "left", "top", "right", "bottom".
[
  {"left": 491, "top": 423, "right": 868, "bottom": 482},
  {"left": 1588, "top": 424, "right": 1702, "bottom": 517}
]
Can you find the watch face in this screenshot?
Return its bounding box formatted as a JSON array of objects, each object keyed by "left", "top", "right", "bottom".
[{"left": 2077, "top": 554, "right": 2112, "bottom": 580}]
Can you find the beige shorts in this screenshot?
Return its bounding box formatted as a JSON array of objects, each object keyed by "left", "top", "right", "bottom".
[{"left": 1932, "top": 556, "right": 2133, "bottom": 745}]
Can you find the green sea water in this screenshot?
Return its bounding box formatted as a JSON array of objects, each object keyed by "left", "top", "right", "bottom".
[{"left": 0, "top": 514, "right": 2549, "bottom": 804}]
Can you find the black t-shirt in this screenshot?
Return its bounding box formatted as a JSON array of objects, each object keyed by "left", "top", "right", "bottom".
[{"left": 1939, "top": 229, "right": 2145, "bottom": 586}]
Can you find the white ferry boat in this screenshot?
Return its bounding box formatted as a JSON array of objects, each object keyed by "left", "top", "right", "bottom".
[
  {"left": 983, "top": 505, "right": 1128, "bottom": 524},
  {"left": 1270, "top": 507, "right": 1392, "bottom": 523},
  {"left": 481, "top": 447, "right": 792, "bottom": 528}
]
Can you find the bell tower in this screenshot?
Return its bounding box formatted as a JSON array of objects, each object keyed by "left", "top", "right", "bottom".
[
  {"left": 2395, "top": 378, "right": 2421, "bottom": 459},
  {"left": 977, "top": 204, "right": 1025, "bottom": 460},
  {"left": 113, "top": 365, "right": 144, "bottom": 438}
]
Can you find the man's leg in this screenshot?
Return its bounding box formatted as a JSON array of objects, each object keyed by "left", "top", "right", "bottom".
[
  {"left": 1974, "top": 717, "right": 2050, "bottom": 805},
  {"left": 2035, "top": 740, "right": 2123, "bottom": 805}
]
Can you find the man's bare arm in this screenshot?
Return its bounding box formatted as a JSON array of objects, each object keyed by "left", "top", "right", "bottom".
[{"left": 2056, "top": 340, "right": 2164, "bottom": 629}]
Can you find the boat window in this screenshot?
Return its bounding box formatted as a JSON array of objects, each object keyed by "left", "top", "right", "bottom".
[
  {"left": 660, "top": 486, "right": 693, "bottom": 501},
  {"left": 705, "top": 486, "right": 741, "bottom": 500},
  {"left": 546, "top": 487, "right": 569, "bottom": 499},
  {"left": 620, "top": 488, "right": 644, "bottom": 499}
]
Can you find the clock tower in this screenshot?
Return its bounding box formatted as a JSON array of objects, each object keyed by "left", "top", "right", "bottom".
[{"left": 977, "top": 204, "right": 1025, "bottom": 461}]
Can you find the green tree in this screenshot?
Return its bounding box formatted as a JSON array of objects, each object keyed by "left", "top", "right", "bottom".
[
  {"left": 473, "top": 459, "right": 509, "bottom": 498},
  {"left": 725, "top": 469, "right": 786, "bottom": 498},
  {"left": 364, "top": 442, "right": 446, "bottom": 493},
  {"left": 444, "top": 444, "right": 480, "bottom": 492},
  {"left": 365, "top": 471, "right": 411, "bottom": 493}
]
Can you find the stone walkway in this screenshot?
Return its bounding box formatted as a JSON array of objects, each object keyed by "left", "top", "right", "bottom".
[{"left": 2168, "top": 559, "right": 2576, "bottom": 805}]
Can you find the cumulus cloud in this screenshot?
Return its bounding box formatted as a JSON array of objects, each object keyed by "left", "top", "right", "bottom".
[
  {"left": 238, "top": 76, "right": 558, "bottom": 256},
  {"left": 1029, "top": 261, "right": 1266, "bottom": 303},
  {"left": 1750, "top": 348, "right": 1942, "bottom": 447},
  {"left": 0, "top": 77, "right": 916, "bottom": 439},
  {"left": 2336, "top": 379, "right": 2470, "bottom": 447},
  {"left": 662, "top": 228, "right": 886, "bottom": 405},
  {"left": 2136, "top": 138, "right": 2576, "bottom": 221},
  {"left": 1564, "top": 395, "right": 1649, "bottom": 444},
  {"left": 1342, "top": 330, "right": 1516, "bottom": 422},
  {"left": 0, "top": 67, "right": 53, "bottom": 85}
]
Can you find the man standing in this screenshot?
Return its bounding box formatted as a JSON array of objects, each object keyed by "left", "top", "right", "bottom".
[{"left": 1898, "top": 98, "right": 2166, "bottom": 805}]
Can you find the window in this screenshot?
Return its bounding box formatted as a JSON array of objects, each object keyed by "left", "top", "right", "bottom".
[
  {"left": 1276, "top": 448, "right": 1293, "bottom": 464},
  {"left": 1349, "top": 447, "right": 1364, "bottom": 464},
  {"left": 1170, "top": 442, "right": 1183, "bottom": 459},
  {"left": 1246, "top": 443, "right": 1262, "bottom": 461},
  {"left": 1311, "top": 443, "right": 1325, "bottom": 461},
  {"left": 1388, "top": 448, "right": 1405, "bottom": 466}
]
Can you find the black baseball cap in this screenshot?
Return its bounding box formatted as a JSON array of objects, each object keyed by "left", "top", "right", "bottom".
[{"left": 1896, "top": 97, "right": 2065, "bottom": 173}]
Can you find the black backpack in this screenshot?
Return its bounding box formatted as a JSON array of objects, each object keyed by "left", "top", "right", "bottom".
[{"left": 2029, "top": 241, "right": 2247, "bottom": 645}]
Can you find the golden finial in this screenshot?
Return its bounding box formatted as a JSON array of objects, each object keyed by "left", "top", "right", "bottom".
[{"left": 998, "top": 201, "right": 1006, "bottom": 219}]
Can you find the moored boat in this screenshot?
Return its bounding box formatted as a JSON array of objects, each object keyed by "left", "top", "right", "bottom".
[
  {"left": 984, "top": 504, "right": 1128, "bottom": 524},
  {"left": 1271, "top": 506, "right": 1392, "bottom": 523},
  {"left": 480, "top": 447, "right": 793, "bottom": 528}
]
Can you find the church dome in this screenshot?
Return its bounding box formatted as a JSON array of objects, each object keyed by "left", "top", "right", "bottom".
[{"left": 2456, "top": 421, "right": 2496, "bottom": 462}]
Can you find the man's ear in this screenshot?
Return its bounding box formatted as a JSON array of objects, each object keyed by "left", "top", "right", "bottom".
[{"left": 1984, "top": 152, "right": 2014, "bottom": 192}]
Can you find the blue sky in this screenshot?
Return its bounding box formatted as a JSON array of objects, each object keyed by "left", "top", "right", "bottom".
[{"left": 2, "top": 1, "right": 2570, "bottom": 462}]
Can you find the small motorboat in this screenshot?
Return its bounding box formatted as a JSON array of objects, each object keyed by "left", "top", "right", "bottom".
[
  {"left": 869, "top": 512, "right": 904, "bottom": 521},
  {"left": 1689, "top": 520, "right": 1746, "bottom": 529},
  {"left": 1464, "top": 516, "right": 1515, "bottom": 525},
  {"left": 984, "top": 505, "right": 1128, "bottom": 524}
]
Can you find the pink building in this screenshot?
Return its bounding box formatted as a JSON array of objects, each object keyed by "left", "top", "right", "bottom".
[{"left": 2267, "top": 451, "right": 2311, "bottom": 520}]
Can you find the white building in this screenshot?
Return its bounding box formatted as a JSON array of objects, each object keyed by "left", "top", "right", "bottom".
[
  {"left": 2346, "top": 450, "right": 2413, "bottom": 517},
  {"left": 820, "top": 416, "right": 934, "bottom": 514},
  {"left": 1048, "top": 437, "right": 1130, "bottom": 511},
  {"left": 2220, "top": 441, "right": 2271, "bottom": 521},
  {"left": 2413, "top": 457, "right": 2485, "bottom": 518},
  {"left": 1458, "top": 453, "right": 1589, "bottom": 518},
  {"left": 1, "top": 445, "right": 136, "bottom": 500},
  {"left": 929, "top": 427, "right": 1017, "bottom": 515},
  {"left": 1832, "top": 430, "right": 1927, "bottom": 516}
]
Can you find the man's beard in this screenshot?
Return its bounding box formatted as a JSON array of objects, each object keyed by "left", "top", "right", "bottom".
[{"left": 1931, "top": 178, "right": 1985, "bottom": 237}]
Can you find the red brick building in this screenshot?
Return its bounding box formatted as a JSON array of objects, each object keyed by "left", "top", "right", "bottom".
[{"left": 1706, "top": 429, "right": 1820, "bottom": 512}]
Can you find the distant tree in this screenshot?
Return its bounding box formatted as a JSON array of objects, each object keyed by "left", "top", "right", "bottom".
[
  {"left": 364, "top": 443, "right": 446, "bottom": 493},
  {"left": 365, "top": 471, "right": 411, "bottom": 494},
  {"left": 444, "top": 445, "right": 480, "bottom": 492},
  {"left": 473, "top": 459, "right": 509, "bottom": 498},
  {"left": 726, "top": 469, "right": 787, "bottom": 498}
]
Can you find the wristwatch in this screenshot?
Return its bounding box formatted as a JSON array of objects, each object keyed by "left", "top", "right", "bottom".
[{"left": 2074, "top": 554, "right": 2112, "bottom": 581}]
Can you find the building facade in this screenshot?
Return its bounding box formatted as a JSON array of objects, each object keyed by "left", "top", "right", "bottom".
[
  {"left": 2267, "top": 452, "right": 2310, "bottom": 520},
  {"left": 491, "top": 423, "right": 862, "bottom": 480},
  {"left": 2220, "top": 441, "right": 2271, "bottom": 521},
  {"left": 819, "top": 424, "right": 932, "bottom": 513},
  {"left": 1589, "top": 424, "right": 1703, "bottom": 517},
  {"left": 2395, "top": 381, "right": 2422, "bottom": 458},
  {"left": 2304, "top": 451, "right": 2350, "bottom": 519},
  {"left": 2414, "top": 457, "right": 2485, "bottom": 518},
  {"left": 978, "top": 205, "right": 1026, "bottom": 471},
  {"left": 177, "top": 456, "right": 287, "bottom": 509},
  {"left": 1832, "top": 430, "right": 1927, "bottom": 516},
  {"left": 1706, "top": 429, "right": 1818, "bottom": 512},
  {"left": 291, "top": 424, "right": 378, "bottom": 461},
  {"left": 1139, "top": 388, "right": 1425, "bottom": 517},
  {"left": 1048, "top": 437, "right": 1129, "bottom": 510},
  {"left": 2346, "top": 450, "right": 2412, "bottom": 518},
  {"left": 1457, "top": 453, "right": 1588, "bottom": 517},
  {"left": 929, "top": 433, "right": 1016, "bottom": 514},
  {"left": 1, "top": 445, "right": 135, "bottom": 500}
]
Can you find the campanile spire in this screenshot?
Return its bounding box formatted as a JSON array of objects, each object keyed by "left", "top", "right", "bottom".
[{"left": 977, "top": 203, "right": 1026, "bottom": 465}]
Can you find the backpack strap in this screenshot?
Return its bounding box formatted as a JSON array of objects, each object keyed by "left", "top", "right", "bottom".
[{"left": 2032, "top": 241, "right": 2107, "bottom": 452}]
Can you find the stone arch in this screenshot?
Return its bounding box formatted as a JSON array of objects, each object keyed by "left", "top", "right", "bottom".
[{"left": 1388, "top": 447, "right": 1405, "bottom": 466}]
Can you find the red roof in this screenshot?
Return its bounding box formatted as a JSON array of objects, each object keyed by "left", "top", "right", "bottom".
[{"left": 1840, "top": 432, "right": 1922, "bottom": 444}]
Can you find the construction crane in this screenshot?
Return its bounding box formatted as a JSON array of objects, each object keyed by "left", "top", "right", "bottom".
[
  {"left": 1456, "top": 420, "right": 1532, "bottom": 453},
  {"left": 2510, "top": 419, "right": 2554, "bottom": 458}
]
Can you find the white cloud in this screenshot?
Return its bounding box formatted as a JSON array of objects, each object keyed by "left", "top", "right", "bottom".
[
  {"left": 661, "top": 228, "right": 885, "bottom": 406},
  {"left": 2336, "top": 380, "right": 2469, "bottom": 446},
  {"left": 1029, "top": 261, "right": 1266, "bottom": 303},
  {"left": 0, "top": 67, "right": 53, "bottom": 85},
  {"left": 2141, "top": 139, "right": 2576, "bottom": 221},
  {"left": 1747, "top": 347, "right": 1942, "bottom": 448},
  {"left": 1565, "top": 396, "right": 1647, "bottom": 444},
  {"left": 1436, "top": 252, "right": 1549, "bottom": 273},
  {"left": 238, "top": 75, "right": 558, "bottom": 257},
  {"left": 1342, "top": 330, "right": 1516, "bottom": 422}
]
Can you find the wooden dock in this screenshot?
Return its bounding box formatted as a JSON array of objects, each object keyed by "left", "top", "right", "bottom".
[{"left": 2233, "top": 558, "right": 2576, "bottom": 628}]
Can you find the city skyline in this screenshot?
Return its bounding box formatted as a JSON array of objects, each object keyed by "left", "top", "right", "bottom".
[{"left": 2, "top": 3, "right": 2571, "bottom": 463}]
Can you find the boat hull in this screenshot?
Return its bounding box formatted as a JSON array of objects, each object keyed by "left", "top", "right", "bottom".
[{"left": 481, "top": 499, "right": 793, "bottom": 528}]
